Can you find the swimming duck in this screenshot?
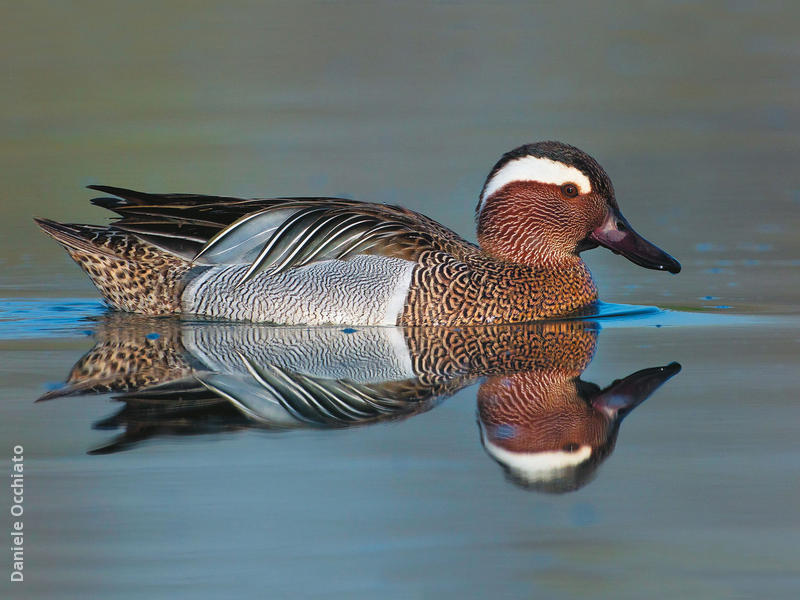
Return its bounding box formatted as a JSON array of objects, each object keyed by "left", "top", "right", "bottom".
[{"left": 35, "top": 141, "right": 680, "bottom": 325}]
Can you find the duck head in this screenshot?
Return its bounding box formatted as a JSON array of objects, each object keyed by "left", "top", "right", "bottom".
[{"left": 477, "top": 141, "right": 681, "bottom": 273}]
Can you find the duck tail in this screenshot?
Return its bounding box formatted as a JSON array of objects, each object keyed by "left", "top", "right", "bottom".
[{"left": 34, "top": 217, "right": 190, "bottom": 315}]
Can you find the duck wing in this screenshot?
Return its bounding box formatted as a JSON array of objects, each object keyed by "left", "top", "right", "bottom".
[{"left": 89, "top": 186, "right": 475, "bottom": 278}]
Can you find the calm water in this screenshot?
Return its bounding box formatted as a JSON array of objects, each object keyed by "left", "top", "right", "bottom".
[{"left": 2, "top": 2, "right": 799, "bottom": 599}]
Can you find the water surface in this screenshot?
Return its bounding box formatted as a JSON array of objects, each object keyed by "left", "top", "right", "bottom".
[{"left": 2, "top": 2, "right": 799, "bottom": 599}]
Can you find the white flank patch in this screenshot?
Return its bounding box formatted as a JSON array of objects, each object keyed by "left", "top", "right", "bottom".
[
  {"left": 182, "top": 256, "right": 416, "bottom": 326},
  {"left": 382, "top": 264, "right": 414, "bottom": 326},
  {"left": 481, "top": 427, "right": 592, "bottom": 484},
  {"left": 479, "top": 156, "right": 592, "bottom": 213}
]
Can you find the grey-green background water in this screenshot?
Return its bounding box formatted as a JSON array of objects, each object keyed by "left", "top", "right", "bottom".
[{"left": 2, "top": 2, "right": 799, "bottom": 599}]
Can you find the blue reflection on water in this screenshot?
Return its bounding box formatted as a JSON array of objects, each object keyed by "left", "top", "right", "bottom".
[
  {"left": 0, "top": 297, "right": 766, "bottom": 342},
  {"left": 0, "top": 298, "right": 105, "bottom": 340}
]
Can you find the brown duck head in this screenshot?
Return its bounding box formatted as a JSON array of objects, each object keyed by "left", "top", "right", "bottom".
[{"left": 476, "top": 141, "right": 681, "bottom": 273}]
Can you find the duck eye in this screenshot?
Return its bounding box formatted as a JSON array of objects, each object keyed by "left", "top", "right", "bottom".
[
  {"left": 561, "top": 183, "right": 579, "bottom": 198},
  {"left": 562, "top": 442, "right": 580, "bottom": 453}
]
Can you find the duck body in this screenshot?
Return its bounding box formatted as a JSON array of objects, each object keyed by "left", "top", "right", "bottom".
[{"left": 35, "top": 141, "right": 679, "bottom": 326}]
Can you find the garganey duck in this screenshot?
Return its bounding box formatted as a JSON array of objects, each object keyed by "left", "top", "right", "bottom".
[{"left": 35, "top": 141, "right": 680, "bottom": 325}]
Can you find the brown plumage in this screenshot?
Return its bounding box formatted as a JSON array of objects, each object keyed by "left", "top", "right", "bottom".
[
  {"left": 400, "top": 250, "right": 597, "bottom": 325},
  {"left": 34, "top": 218, "right": 190, "bottom": 314}
]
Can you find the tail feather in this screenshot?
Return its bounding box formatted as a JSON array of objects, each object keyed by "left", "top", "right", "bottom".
[
  {"left": 34, "top": 216, "right": 189, "bottom": 314},
  {"left": 33, "top": 218, "right": 118, "bottom": 258},
  {"left": 87, "top": 185, "right": 242, "bottom": 212}
]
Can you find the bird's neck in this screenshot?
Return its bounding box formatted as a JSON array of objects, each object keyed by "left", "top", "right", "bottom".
[{"left": 476, "top": 192, "right": 578, "bottom": 268}]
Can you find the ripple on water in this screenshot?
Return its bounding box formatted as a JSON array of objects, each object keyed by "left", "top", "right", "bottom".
[
  {"left": 0, "top": 298, "right": 105, "bottom": 340},
  {"left": 0, "top": 298, "right": 787, "bottom": 341}
]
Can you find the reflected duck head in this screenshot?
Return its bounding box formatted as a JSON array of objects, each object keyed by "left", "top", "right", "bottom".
[
  {"left": 478, "top": 362, "right": 681, "bottom": 493},
  {"left": 476, "top": 141, "right": 681, "bottom": 273}
]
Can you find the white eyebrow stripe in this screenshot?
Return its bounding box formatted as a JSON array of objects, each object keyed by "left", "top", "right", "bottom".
[{"left": 479, "top": 156, "right": 592, "bottom": 213}]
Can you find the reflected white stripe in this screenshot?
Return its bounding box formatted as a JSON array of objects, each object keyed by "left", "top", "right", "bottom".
[{"left": 481, "top": 427, "right": 592, "bottom": 483}]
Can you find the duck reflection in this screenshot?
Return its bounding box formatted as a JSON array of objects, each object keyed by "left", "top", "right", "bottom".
[
  {"left": 40, "top": 313, "right": 679, "bottom": 492},
  {"left": 478, "top": 363, "right": 679, "bottom": 493}
]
